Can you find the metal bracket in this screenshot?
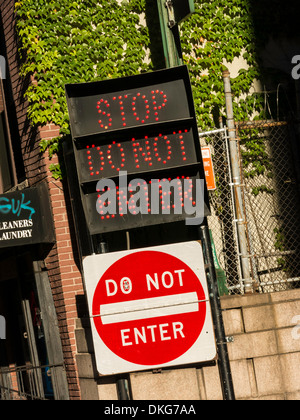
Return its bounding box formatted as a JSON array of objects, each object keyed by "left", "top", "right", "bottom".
[
  {"left": 225, "top": 336, "right": 234, "bottom": 343},
  {"left": 165, "top": 0, "right": 176, "bottom": 28}
]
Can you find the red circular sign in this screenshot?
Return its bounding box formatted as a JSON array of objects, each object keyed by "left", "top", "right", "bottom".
[{"left": 92, "top": 250, "right": 206, "bottom": 366}]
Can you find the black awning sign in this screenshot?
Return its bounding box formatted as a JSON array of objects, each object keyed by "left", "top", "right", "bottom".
[
  {"left": 0, "top": 192, "right": 36, "bottom": 219},
  {"left": 0, "top": 182, "right": 55, "bottom": 248}
]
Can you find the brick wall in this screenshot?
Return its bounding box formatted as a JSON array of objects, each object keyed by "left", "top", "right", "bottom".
[
  {"left": 0, "top": 0, "right": 85, "bottom": 399},
  {"left": 43, "top": 147, "right": 85, "bottom": 399}
]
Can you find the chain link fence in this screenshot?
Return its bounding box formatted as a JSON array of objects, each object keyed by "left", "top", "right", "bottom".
[
  {"left": 200, "top": 120, "right": 300, "bottom": 295},
  {"left": 237, "top": 120, "right": 300, "bottom": 293},
  {"left": 199, "top": 127, "right": 240, "bottom": 295}
]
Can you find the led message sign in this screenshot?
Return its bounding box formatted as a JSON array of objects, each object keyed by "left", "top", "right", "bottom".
[
  {"left": 77, "top": 127, "right": 196, "bottom": 183},
  {"left": 66, "top": 73, "right": 191, "bottom": 138},
  {"left": 65, "top": 65, "right": 209, "bottom": 234}
]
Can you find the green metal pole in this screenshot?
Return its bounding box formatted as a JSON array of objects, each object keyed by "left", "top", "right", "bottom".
[
  {"left": 156, "top": 0, "right": 182, "bottom": 68},
  {"left": 155, "top": 0, "right": 235, "bottom": 400}
]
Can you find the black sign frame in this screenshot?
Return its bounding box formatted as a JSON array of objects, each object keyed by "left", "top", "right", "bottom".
[
  {"left": 65, "top": 65, "right": 210, "bottom": 235},
  {"left": 0, "top": 182, "right": 55, "bottom": 248}
]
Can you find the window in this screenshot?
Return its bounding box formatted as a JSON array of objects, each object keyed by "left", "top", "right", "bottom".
[{"left": 0, "top": 79, "right": 17, "bottom": 193}]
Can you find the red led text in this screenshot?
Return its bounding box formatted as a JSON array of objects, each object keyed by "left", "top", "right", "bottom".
[
  {"left": 86, "top": 130, "right": 190, "bottom": 177},
  {"left": 96, "top": 90, "right": 168, "bottom": 129}
]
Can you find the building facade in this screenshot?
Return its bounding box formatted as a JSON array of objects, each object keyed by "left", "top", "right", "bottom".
[
  {"left": 0, "top": 1, "right": 84, "bottom": 399},
  {"left": 0, "top": 1, "right": 300, "bottom": 401}
]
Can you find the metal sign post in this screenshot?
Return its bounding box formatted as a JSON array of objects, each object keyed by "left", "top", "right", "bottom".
[
  {"left": 170, "top": 0, "right": 195, "bottom": 26},
  {"left": 63, "top": 0, "right": 235, "bottom": 401},
  {"left": 199, "top": 224, "right": 235, "bottom": 400},
  {"left": 155, "top": 1, "right": 236, "bottom": 400},
  {"left": 157, "top": 0, "right": 183, "bottom": 67}
]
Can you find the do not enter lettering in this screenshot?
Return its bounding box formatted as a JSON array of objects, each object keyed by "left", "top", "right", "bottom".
[{"left": 104, "top": 269, "right": 185, "bottom": 297}]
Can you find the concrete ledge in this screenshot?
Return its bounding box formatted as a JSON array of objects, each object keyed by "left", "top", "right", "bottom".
[
  {"left": 222, "top": 308, "right": 244, "bottom": 335},
  {"left": 276, "top": 327, "right": 300, "bottom": 353},
  {"left": 199, "top": 365, "right": 222, "bottom": 400},
  {"left": 97, "top": 382, "right": 118, "bottom": 400},
  {"left": 242, "top": 304, "right": 275, "bottom": 332},
  {"left": 76, "top": 353, "right": 97, "bottom": 379},
  {"left": 280, "top": 353, "right": 300, "bottom": 393},
  {"left": 221, "top": 288, "right": 300, "bottom": 310},
  {"left": 78, "top": 378, "right": 99, "bottom": 400},
  {"left": 221, "top": 293, "right": 270, "bottom": 310},
  {"left": 253, "top": 356, "right": 284, "bottom": 396},
  {"left": 228, "top": 330, "right": 278, "bottom": 360},
  {"left": 130, "top": 368, "right": 200, "bottom": 400},
  {"left": 75, "top": 326, "right": 94, "bottom": 354},
  {"left": 270, "top": 288, "right": 300, "bottom": 303}
]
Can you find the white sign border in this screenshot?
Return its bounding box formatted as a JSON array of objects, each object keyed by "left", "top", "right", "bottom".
[{"left": 83, "top": 241, "right": 217, "bottom": 375}]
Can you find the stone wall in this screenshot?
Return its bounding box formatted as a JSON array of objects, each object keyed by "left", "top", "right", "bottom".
[
  {"left": 220, "top": 288, "right": 300, "bottom": 400},
  {"left": 76, "top": 288, "right": 300, "bottom": 400}
]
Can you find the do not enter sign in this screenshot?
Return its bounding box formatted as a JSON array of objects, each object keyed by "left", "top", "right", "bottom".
[{"left": 83, "top": 241, "right": 216, "bottom": 375}]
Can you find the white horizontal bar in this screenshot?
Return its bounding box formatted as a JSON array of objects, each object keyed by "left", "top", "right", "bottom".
[
  {"left": 98, "top": 292, "right": 203, "bottom": 325},
  {"left": 198, "top": 127, "right": 226, "bottom": 137}
]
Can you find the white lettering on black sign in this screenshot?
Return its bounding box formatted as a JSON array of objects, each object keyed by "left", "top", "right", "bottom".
[{"left": 0, "top": 219, "right": 33, "bottom": 242}]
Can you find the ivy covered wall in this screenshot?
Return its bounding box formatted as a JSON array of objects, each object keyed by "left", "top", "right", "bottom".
[
  {"left": 14, "top": 0, "right": 274, "bottom": 175},
  {"left": 15, "top": 1, "right": 151, "bottom": 131},
  {"left": 180, "top": 0, "right": 262, "bottom": 129}
]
